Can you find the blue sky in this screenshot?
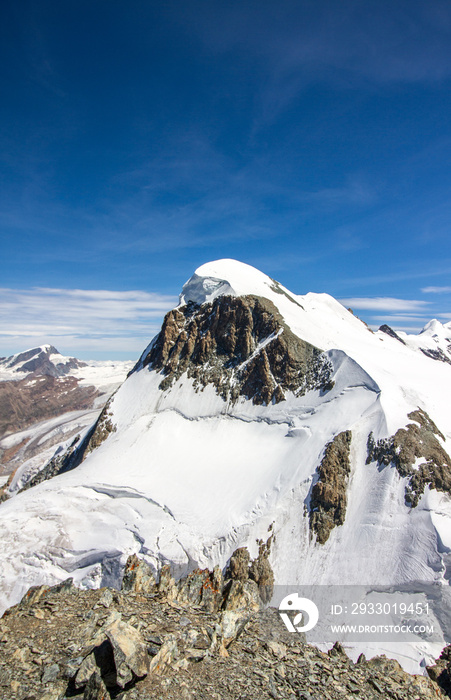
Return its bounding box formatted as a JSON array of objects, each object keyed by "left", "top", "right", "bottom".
[{"left": 1, "top": 0, "right": 451, "bottom": 359}]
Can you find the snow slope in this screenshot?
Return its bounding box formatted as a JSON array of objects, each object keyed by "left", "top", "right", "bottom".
[
  {"left": 0, "top": 260, "right": 451, "bottom": 672},
  {"left": 0, "top": 346, "right": 133, "bottom": 488}
]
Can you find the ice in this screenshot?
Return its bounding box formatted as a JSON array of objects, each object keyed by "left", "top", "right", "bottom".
[{"left": 0, "top": 259, "right": 451, "bottom": 673}]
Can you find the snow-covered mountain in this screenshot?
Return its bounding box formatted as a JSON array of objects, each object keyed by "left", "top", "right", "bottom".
[
  {"left": 385, "top": 318, "right": 451, "bottom": 365},
  {"left": 0, "top": 346, "right": 133, "bottom": 495},
  {"left": 0, "top": 344, "right": 87, "bottom": 379},
  {"left": 1, "top": 260, "right": 451, "bottom": 671}
]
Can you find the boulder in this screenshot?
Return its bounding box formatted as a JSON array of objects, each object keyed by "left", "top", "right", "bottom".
[{"left": 121, "top": 554, "right": 156, "bottom": 594}]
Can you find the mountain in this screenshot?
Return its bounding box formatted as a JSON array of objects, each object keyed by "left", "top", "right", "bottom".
[
  {"left": 0, "top": 346, "right": 133, "bottom": 498},
  {"left": 0, "top": 260, "right": 451, "bottom": 673},
  {"left": 0, "top": 344, "right": 87, "bottom": 378},
  {"left": 379, "top": 318, "right": 451, "bottom": 365}
]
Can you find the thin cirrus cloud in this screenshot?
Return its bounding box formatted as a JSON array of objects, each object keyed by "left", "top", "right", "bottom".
[
  {"left": 338, "top": 297, "right": 431, "bottom": 312},
  {"left": 422, "top": 286, "right": 451, "bottom": 293},
  {"left": 0, "top": 287, "right": 178, "bottom": 357}
]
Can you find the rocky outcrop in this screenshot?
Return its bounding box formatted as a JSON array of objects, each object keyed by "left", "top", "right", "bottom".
[
  {"left": 0, "top": 561, "right": 448, "bottom": 700},
  {"left": 379, "top": 324, "right": 406, "bottom": 345},
  {"left": 310, "top": 431, "right": 352, "bottom": 544},
  {"left": 121, "top": 555, "right": 157, "bottom": 595},
  {"left": 427, "top": 643, "right": 451, "bottom": 694},
  {"left": 17, "top": 434, "right": 82, "bottom": 494},
  {"left": 142, "top": 295, "right": 333, "bottom": 405},
  {"left": 175, "top": 566, "right": 224, "bottom": 613},
  {"left": 367, "top": 409, "right": 451, "bottom": 507},
  {"left": 224, "top": 547, "right": 251, "bottom": 582},
  {"left": 420, "top": 347, "right": 451, "bottom": 365},
  {"left": 84, "top": 401, "right": 117, "bottom": 454},
  {"left": 249, "top": 538, "right": 275, "bottom": 604},
  {"left": 224, "top": 537, "right": 275, "bottom": 604}
]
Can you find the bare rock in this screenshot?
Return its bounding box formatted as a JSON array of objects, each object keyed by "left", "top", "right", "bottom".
[
  {"left": 367, "top": 408, "right": 451, "bottom": 507},
  {"left": 42, "top": 663, "right": 60, "bottom": 684},
  {"left": 83, "top": 670, "right": 111, "bottom": 700},
  {"left": 142, "top": 295, "right": 332, "bottom": 405},
  {"left": 225, "top": 548, "right": 250, "bottom": 582},
  {"left": 222, "top": 579, "right": 261, "bottom": 613},
  {"left": 158, "top": 565, "right": 178, "bottom": 600},
  {"left": 121, "top": 554, "right": 156, "bottom": 594},
  {"left": 105, "top": 618, "right": 149, "bottom": 688},
  {"left": 148, "top": 634, "right": 178, "bottom": 674},
  {"left": 310, "top": 430, "right": 352, "bottom": 544},
  {"left": 176, "top": 566, "right": 223, "bottom": 612},
  {"left": 19, "top": 584, "right": 50, "bottom": 607},
  {"left": 249, "top": 537, "right": 274, "bottom": 603}
]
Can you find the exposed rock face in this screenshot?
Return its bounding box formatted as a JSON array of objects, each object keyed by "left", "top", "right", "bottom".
[
  {"left": 310, "top": 431, "right": 352, "bottom": 544},
  {"left": 17, "top": 434, "right": 82, "bottom": 494},
  {"left": 427, "top": 643, "right": 451, "bottom": 694},
  {"left": 121, "top": 555, "right": 156, "bottom": 595},
  {"left": 225, "top": 538, "right": 275, "bottom": 604},
  {"left": 84, "top": 401, "right": 117, "bottom": 454},
  {"left": 249, "top": 538, "right": 275, "bottom": 604},
  {"left": 0, "top": 375, "right": 99, "bottom": 439},
  {"left": 379, "top": 324, "right": 407, "bottom": 345},
  {"left": 105, "top": 618, "right": 150, "bottom": 687},
  {"left": 420, "top": 347, "right": 451, "bottom": 365},
  {"left": 367, "top": 409, "right": 451, "bottom": 507},
  {"left": 142, "top": 295, "right": 333, "bottom": 405},
  {"left": 176, "top": 566, "right": 224, "bottom": 613},
  {"left": 224, "top": 547, "right": 251, "bottom": 582},
  {"left": 0, "top": 561, "right": 448, "bottom": 700}
]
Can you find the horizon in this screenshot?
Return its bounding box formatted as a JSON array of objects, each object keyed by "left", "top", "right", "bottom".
[
  {"left": 1, "top": 257, "right": 450, "bottom": 362},
  {"left": 2, "top": 1, "right": 451, "bottom": 359}
]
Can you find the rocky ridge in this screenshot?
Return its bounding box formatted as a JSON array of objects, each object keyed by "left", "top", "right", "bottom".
[
  {"left": 309, "top": 431, "right": 352, "bottom": 544},
  {"left": 367, "top": 409, "right": 451, "bottom": 507},
  {"left": 0, "top": 555, "right": 448, "bottom": 700},
  {"left": 378, "top": 325, "right": 406, "bottom": 345},
  {"left": 420, "top": 347, "right": 451, "bottom": 365},
  {"left": 141, "top": 295, "right": 333, "bottom": 406},
  {"left": 0, "top": 346, "right": 87, "bottom": 378}
]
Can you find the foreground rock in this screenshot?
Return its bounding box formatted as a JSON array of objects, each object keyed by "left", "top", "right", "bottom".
[{"left": 0, "top": 555, "right": 449, "bottom": 699}]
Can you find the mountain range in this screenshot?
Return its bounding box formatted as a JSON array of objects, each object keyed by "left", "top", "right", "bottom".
[
  {"left": 1, "top": 259, "right": 451, "bottom": 673},
  {"left": 0, "top": 345, "right": 133, "bottom": 498}
]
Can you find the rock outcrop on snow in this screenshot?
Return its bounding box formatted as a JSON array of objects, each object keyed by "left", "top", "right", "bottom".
[
  {"left": 141, "top": 295, "right": 333, "bottom": 405},
  {"left": 309, "top": 431, "right": 352, "bottom": 544},
  {"left": 367, "top": 409, "right": 451, "bottom": 507}
]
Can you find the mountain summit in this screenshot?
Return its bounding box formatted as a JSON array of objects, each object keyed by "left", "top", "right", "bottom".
[
  {"left": 0, "top": 344, "right": 87, "bottom": 378},
  {"left": 0, "top": 260, "right": 450, "bottom": 671}
]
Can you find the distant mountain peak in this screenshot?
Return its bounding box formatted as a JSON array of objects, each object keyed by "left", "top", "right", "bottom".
[{"left": 0, "top": 345, "right": 86, "bottom": 377}]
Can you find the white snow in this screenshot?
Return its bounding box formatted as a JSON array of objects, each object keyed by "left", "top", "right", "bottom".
[{"left": 1, "top": 259, "right": 451, "bottom": 674}]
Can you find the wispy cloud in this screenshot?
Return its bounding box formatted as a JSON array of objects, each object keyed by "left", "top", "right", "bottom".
[
  {"left": 371, "top": 315, "right": 432, "bottom": 324},
  {"left": 422, "top": 286, "right": 451, "bottom": 293},
  {"left": 338, "top": 297, "right": 431, "bottom": 312},
  {"left": 0, "top": 288, "right": 177, "bottom": 358}
]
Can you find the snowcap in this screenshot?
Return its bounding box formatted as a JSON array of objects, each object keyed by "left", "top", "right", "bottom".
[{"left": 179, "top": 259, "right": 279, "bottom": 305}]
